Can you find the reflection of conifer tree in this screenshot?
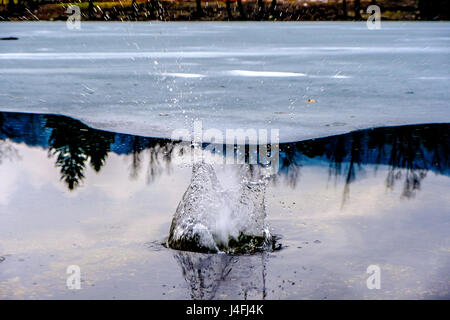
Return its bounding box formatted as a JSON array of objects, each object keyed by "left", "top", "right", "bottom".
[
  {"left": 54, "top": 143, "right": 87, "bottom": 190},
  {"left": 85, "top": 134, "right": 113, "bottom": 172},
  {"left": 129, "top": 136, "right": 146, "bottom": 180},
  {"left": 276, "top": 139, "right": 327, "bottom": 188},
  {"left": 45, "top": 116, "right": 114, "bottom": 190},
  {"left": 283, "top": 163, "right": 300, "bottom": 188},
  {"left": 327, "top": 134, "right": 348, "bottom": 185},
  {"left": 341, "top": 131, "right": 363, "bottom": 205},
  {"left": 146, "top": 142, "right": 175, "bottom": 184},
  {"left": 384, "top": 126, "right": 428, "bottom": 198},
  {"left": 117, "top": 134, "right": 177, "bottom": 183},
  {"left": 277, "top": 147, "right": 301, "bottom": 188},
  {"left": 147, "top": 146, "right": 160, "bottom": 183},
  {"left": 421, "top": 125, "right": 449, "bottom": 175},
  {"left": 367, "top": 128, "right": 388, "bottom": 173}
]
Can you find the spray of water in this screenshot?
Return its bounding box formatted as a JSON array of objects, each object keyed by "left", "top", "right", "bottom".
[{"left": 168, "top": 161, "right": 274, "bottom": 254}]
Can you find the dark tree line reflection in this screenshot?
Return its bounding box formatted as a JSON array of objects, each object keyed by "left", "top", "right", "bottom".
[
  {"left": 277, "top": 124, "right": 449, "bottom": 204},
  {"left": 126, "top": 135, "right": 176, "bottom": 183},
  {"left": 0, "top": 111, "right": 176, "bottom": 190},
  {"left": 0, "top": 111, "right": 448, "bottom": 201}
]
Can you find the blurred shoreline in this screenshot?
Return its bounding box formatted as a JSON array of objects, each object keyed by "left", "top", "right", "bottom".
[{"left": 1, "top": 0, "right": 449, "bottom": 22}]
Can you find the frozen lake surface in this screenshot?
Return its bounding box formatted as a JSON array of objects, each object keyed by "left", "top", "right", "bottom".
[{"left": 1, "top": 22, "right": 449, "bottom": 142}]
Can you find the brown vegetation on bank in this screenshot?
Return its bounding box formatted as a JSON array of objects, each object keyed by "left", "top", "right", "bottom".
[{"left": 0, "top": 0, "right": 449, "bottom": 21}]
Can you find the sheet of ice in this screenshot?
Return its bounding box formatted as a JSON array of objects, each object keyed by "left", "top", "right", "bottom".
[{"left": 0, "top": 22, "right": 449, "bottom": 142}]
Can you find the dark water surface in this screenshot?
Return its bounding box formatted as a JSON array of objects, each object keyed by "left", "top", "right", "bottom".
[{"left": 0, "top": 111, "right": 449, "bottom": 299}]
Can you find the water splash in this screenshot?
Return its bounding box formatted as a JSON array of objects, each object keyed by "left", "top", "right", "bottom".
[{"left": 168, "top": 162, "right": 275, "bottom": 254}]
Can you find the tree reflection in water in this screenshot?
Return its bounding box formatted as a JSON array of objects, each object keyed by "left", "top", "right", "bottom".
[
  {"left": 0, "top": 111, "right": 448, "bottom": 203},
  {"left": 1, "top": 111, "right": 448, "bottom": 299},
  {"left": 278, "top": 124, "right": 449, "bottom": 204},
  {"left": 45, "top": 115, "right": 115, "bottom": 190}
]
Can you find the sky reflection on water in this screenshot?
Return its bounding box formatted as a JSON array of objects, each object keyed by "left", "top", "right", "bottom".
[{"left": 0, "top": 111, "right": 448, "bottom": 299}]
